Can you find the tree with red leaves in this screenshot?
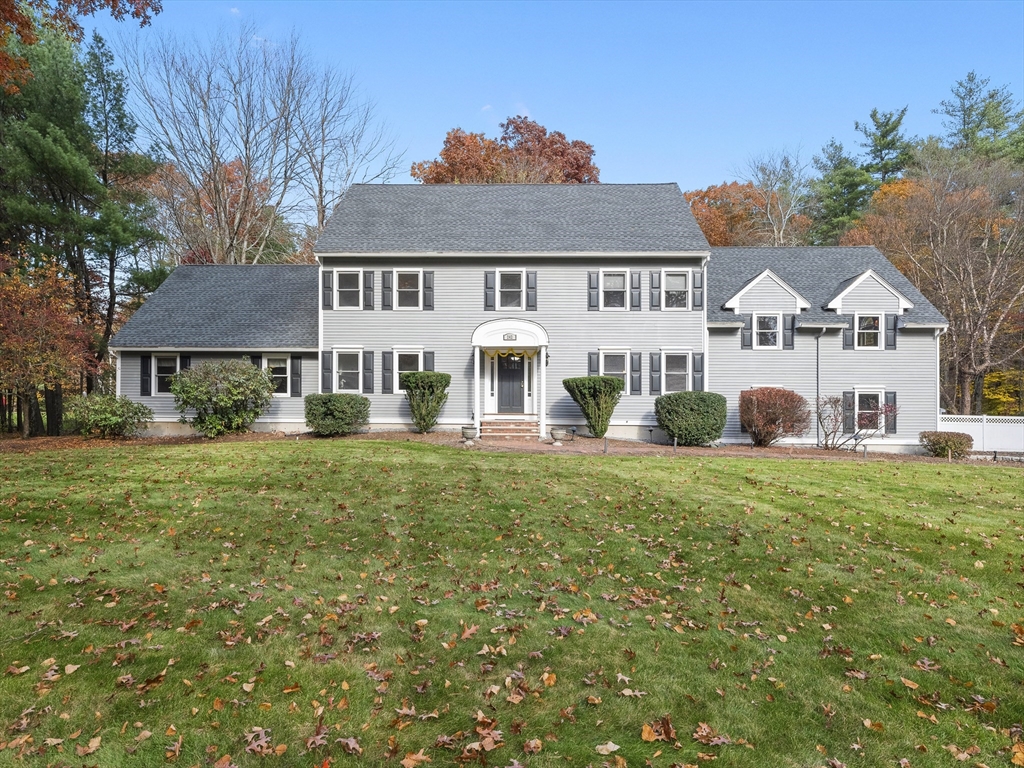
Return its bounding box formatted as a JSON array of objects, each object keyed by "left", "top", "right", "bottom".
[{"left": 411, "top": 116, "right": 599, "bottom": 184}]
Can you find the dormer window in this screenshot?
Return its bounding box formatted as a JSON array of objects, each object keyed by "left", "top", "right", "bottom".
[{"left": 856, "top": 315, "right": 881, "bottom": 349}]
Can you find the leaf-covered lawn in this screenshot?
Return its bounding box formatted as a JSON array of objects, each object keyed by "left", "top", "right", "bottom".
[{"left": 1, "top": 441, "right": 1022, "bottom": 768}]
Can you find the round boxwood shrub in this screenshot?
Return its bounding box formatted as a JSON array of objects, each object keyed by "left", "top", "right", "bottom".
[
  {"left": 562, "top": 376, "right": 624, "bottom": 438},
  {"left": 64, "top": 394, "right": 153, "bottom": 438},
  {"left": 655, "top": 391, "right": 727, "bottom": 446},
  {"left": 305, "top": 393, "right": 370, "bottom": 436},
  {"left": 170, "top": 358, "right": 277, "bottom": 438},
  {"left": 919, "top": 430, "right": 973, "bottom": 459},
  {"left": 400, "top": 371, "right": 451, "bottom": 433}
]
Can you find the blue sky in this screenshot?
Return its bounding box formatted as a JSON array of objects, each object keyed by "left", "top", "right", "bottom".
[{"left": 92, "top": 0, "right": 1024, "bottom": 190}]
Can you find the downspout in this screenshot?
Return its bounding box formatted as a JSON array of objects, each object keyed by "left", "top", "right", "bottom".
[{"left": 815, "top": 327, "right": 827, "bottom": 447}]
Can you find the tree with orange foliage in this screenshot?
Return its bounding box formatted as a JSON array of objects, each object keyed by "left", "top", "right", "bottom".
[
  {"left": 683, "top": 182, "right": 762, "bottom": 246},
  {"left": 846, "top": 147, "right": 1024, "bottom": 413},
  {"left": 1, "top": 0, "right": 158, "bottom": 92},
  {"left": 411, "top": 116, "right": 599, "bottom": 185},
  {"left": 0, "top": 256, "right": 99, "bottom": 436}
]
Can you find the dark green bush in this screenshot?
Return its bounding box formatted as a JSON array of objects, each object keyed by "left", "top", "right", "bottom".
[
  {"left": 655, "top": 391, "right": 727, "bottom": 446},
  {"left": 170, "top": 359, "right": 276, "bottom": 438},
  {"left": 64, "top": 394, "right": 153, "bottom": 438},
  {"left": 919, "top": 430, "right": 973, "bottom": 459},
  {"left": 305, "top": 393, "right": 370, "bottom": 436},
  {"left": 562, "top": 376, "right": 624, "bottom": 438},
  {"left": 400, "top": 371, "right": 451, "bottom": 433}
]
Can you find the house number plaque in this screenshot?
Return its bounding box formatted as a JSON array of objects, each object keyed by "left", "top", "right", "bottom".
[{"left": 503, "top": 333, "right": 517, "bottom": 341}]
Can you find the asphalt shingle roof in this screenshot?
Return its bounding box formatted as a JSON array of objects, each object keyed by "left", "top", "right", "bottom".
[
  {"left": 109, "top": 265, "right": 319, "bottom": 349},
  {"left": 314, "top": 183, "right": 710, "bottom": 254},
  {"left": 707, "top": 247, "right": 947, "bottom": 325}
]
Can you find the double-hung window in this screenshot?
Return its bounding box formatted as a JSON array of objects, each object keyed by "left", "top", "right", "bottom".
[
  {"left": 155, "top": 356, "right": 178, "bottom": 394},
  {"left": 395, "top": 349, "right": 422, "bottom": 392},
  {"left": 395, "top": 271, "right": 422, "bottom": 309},
  {"left": 857, "top": 391, "right": 882, "bottom": 430},
  {"left": 601, "top": 271, "right": 627, "bottom": 309},
  {"left": 663, "top": 352, "right": 690, "bottom": 393},
  {"left": 335, "top": 270, "right": 361, "bottom": 309},
  {"left": 754, "top": 313, "right": 782, "bottom": 349},
  {"left": 856, "top": 315, "right": 881, "bottom": 349},
  {"left": 600, "top": 350, "right": 628, "bottom": 387},
  {"left": 498, "top": 270, "right": 524, "bottom": 309},
  {"left": 335, "top": 351, "right": 361, "bottom": 392},
  {"left": 265, "top": 356, "right": 289, "bottom": 395},
  {"left": 663, "top": 271, "right": 689, "bottom": 309}
]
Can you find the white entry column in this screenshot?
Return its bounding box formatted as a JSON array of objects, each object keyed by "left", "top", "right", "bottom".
[
  {"left": 473, "top": 345, "right": 481, "bottom": 438},
  {"left": 539, "top": 344, "right": 547, "bottom": 438}
]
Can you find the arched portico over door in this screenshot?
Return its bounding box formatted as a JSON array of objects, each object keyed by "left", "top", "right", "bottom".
[{"left": 470, "top": 319, "right": 550, "bottom": 438}]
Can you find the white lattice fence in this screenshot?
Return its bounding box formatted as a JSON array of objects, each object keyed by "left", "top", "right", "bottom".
[{"left": 939, "top": 415, "right": 1024, "bottom": 452}]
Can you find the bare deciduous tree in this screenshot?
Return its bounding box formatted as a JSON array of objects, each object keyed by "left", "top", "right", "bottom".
[
  {"left": 742, "top": 149, "right": 811, "bottom": 246},
  {"left": 122, "top": 23, "right": 400, "bottom": 264}
]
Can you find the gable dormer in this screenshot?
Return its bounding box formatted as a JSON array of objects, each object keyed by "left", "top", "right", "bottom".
[
  {"left": 825, "top": 269, "right": 914, "bottom": 315},
  {"left": 723, "top": 269, "right": 811, "bottom": 315}
]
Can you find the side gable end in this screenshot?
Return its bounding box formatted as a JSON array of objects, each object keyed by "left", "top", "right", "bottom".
[{"left": 722, "top": 269, "right": 811, "bottom": 314}]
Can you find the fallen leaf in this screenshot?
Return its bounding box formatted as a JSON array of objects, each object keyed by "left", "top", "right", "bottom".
[
  {"left": 64, "top": 664, "right": 80, "bottom": 675},
  {"left": 76, "top": 736, "right": 101, "bottom": 756},
  {"left": 523, "top": 739, "right": 542, "bottom": 754},
  {"left": 595, "top": 741, "right": 620, "bottom": 755},
  {"left": 400, "top": 748, "right": 431, "bottom": 768},
  {"left": 900, "top": 677, "right": 919, "bottom": 690}
]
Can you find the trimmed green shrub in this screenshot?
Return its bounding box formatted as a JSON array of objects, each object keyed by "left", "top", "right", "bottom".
[
  {"left": 170, "top": 359, "right": 277, "bottom": 438},
  {"left": 562, "top": 376, "right": 624, "bottom": 438},
  {"left": 400, "top": 371, "right": 451, "bottom": 433},
  {"left": 305, "top": 393, "right": 370, "bottom": 436},
  {"left": 64, "top": 394, "right": 153, "bottom": 438},
  {"left": 739, "top": 387, "right": 811, "bottom": 447},
  {"left": 655, "top": 391, "right": 727, "bottom": 446},
  {"left": 919, "top": 430, "right": 974, "bottom": 459}
]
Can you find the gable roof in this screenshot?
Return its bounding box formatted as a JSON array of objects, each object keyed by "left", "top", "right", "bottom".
[
  {"left": 707, "top": 247, "right": 946, "bottom": 326},
  {"left": 109, "top": 265, "right": 319, "bottom": 350},
  {"left": 824, "top": 268, "right": 914, "bottom": 312},
  {"left": 722, "top": 268, "right": 811, "bottom": 312},
  {"left": 315, "top": 183, "right": 711, "bottom": 254}
]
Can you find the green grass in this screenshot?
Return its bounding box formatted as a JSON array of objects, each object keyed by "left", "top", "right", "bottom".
[{"left": 1, "top": 440, "right": 1022, "bottom": 767}]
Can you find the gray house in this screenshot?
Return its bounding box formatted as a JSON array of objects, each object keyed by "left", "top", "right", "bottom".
[{"left": 110, "top": 183, "right": 947, "bottom": 449}]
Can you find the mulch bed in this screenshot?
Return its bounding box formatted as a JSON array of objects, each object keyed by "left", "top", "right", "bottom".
[{"left": 2, "top": 428, "right": 1016, "bottom": 465}]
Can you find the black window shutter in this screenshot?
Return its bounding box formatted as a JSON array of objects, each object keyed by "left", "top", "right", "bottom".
[
  {"left": 526, "top": 271, "right": 537, "bottom": 311},
  {"left": 140, "top": 354, "right": 151, "bottom": 396},
  {"left": 692, "top": 353, "right": 704, "bottom": 392},
  {"left": 382, "top": 351, "right": 393, "bottom": 394},
  {"left": 362, "top": 351, "right": 374, "bottom": 394},
  {"left": 630, "top": 271, "right": 641, "bottom": 311},
  {"left": 363, "top": 271, "right": 374, "bottom": 310},
  {"left": 423, "top": 271, "right": 434, "bottom": 310},
  {"left": 783, "top": 314, "right": 795, "bottom": 350},
  {"left": 649, "top": 271, "right": 661, "bottom": 310},
  {"left": 179, "top": 354, "right": 191, "bottom": 371},
  {"left": 649, "top": 353, "right": 661, "bottom": 395},
  {"left": 588, "top": 352, "right": 600, "bottom": 377},
  {"left": 587, "top": 272, "right": 599, "bottom": 311},
  {"left": 381, "top": 271, "right": 393, "bottom": 310},
  {"left": 484, "top": 271, "right": 495, "bottom": 311},
  {"left": 885, "top": 391, "right": 897, "bottom": 433},
  {"left": 630, "top": 352, "right": 642, "bottom": 395},
  {"left": 843, "top": 318, "right": 854, "bottom": 350},
  {"left": 423, "top": 351, "right": 434, "bottom": 371},
  {"left": 741, "top": 315, "right": 753, "bottom": 349},
  {"left": 290, "top": 355, "right": 302, "bottom": 396},
  {"left": 249, "top": 353, "right": 262, "bottom": 369},
  {"left": 885, "top": 314, "right": 897, "bottom": 349},
  {"left": 321, "top": 352, "right": 332, "bottom": 393},
  {"left": 692, "top": 269, "right": 704, "bottom": 310},
  {"left": 842, "top": 391, "right": 855, "bottom": 433},
  {"left": 322, "top": 271, "right": 333, "bottom": 310}
]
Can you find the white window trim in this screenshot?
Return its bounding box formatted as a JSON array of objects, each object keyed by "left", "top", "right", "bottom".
[
  {"left": 599, "top": 269, "right": 629, "bottom": 311},
  {"left": 496, "top": 269, "right": 526, "bottom": 311},
  {"left": 393, "top": 269, "right": 424, "bottom": 311},
  {"left": 333, "top": 348, "right": 363, "bottom": 393},
  {"left": 854, "top": 387, "right": 885, "bottom": 431},
  {"left": 854, "top": 313, "right": 882, "bottom": 350},
  {"left": 393, "top": 347, "right": 424, "bottom": 393},
  {"left": 334, "top": 269, "right": 363, "bottom": 311},
  {"left": 153, "top": 353, "right": 179, "bottom": 396},
  {"left": 599, "top": 347, "right": 630, "bottom": 393},
  {"left": 264, "top": 355, "right": 291, "bottom": 397},
  {"left": 753, "top": 312, "right": 783, "bottom": 350},
  {"left": 661, "top": 268, "right": 692, "bottom": 312},
  {"left": 661, "top": 350, "right": 692, "bottom": 394}
]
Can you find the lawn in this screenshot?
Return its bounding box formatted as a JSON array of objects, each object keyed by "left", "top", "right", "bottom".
[{"left": 0, "top": 440, "right": 1021, "bottom": 768}]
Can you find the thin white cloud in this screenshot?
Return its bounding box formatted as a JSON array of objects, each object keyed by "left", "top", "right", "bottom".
[
  {"left": 481, "top": 105, "right": 492, "bottom": 112},
  {"left": 230, "top": 7, "right": 240, "bottom": 14}
]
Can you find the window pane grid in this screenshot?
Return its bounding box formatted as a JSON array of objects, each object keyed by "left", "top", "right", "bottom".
[
  {"left": 664, "top": 272, "right": 688, "bottom": 309},
  {"left": 155, "top": 357, "right": 177, "bottom": 393},
  {"left": 603, "top": 273, "right": 626, "bottom": 308},
  {"left": 857, "top": 316, "right": 880, "bottom": 348},
  {"left": 857, "top": 392, "right": 880, "bottom": 430},
  {"left": 397, "top": 272, "right": 420, "bottom": 308},
  {"left": 756, "top": 315, "right": 779, "bottom": 348},
  {"left": 664, "top": 353, "right": 689, "bottom": 393},
  {"left": 267, "top": 357, "right": 288, "bottom": 394},
  {"left": 499, "top": 272, "right": 523, "bottom": 308},
  {"left": 336, "top": 353, "right": 359, "bottom": 391},
  {"left": 336, "top": 271, "right": 360, "bottom": 308}
]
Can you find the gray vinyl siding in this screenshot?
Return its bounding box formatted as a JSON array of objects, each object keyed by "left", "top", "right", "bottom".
[
  {"left": 736, "top": 278, "right": 800, "bottom": 314},
  {"left": 709, "top": 326, "right": 939, "bottom": 444},
  {"left": 840, "top": 277, "right": 902, "bottom": 315},
  {"left": 120, "top": 352, "right": 316, "bottom": 423},
  {"left": 321, "top": 258, "right": 706, "bottom": 427}
]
